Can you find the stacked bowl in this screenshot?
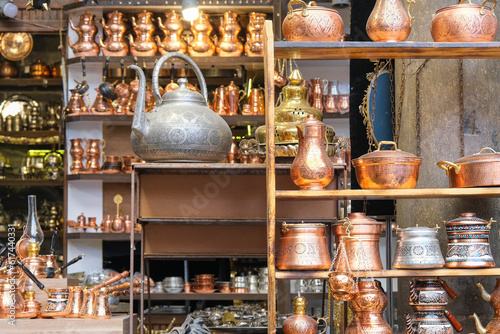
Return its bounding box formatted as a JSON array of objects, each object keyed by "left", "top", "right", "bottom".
[
  {"left": 162, "top": 276, "right": 184, "bottom": 293},
  {"left": 193, "top": 274, "right": 217, "bottom": 293}
]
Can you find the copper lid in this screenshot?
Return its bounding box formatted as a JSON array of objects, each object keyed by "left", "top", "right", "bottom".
[
  {"left": 452, "top": 147, "right": 500, "bottom": 165},
  {"left": 446, "top": 212, "right": 490, "bottom": 226},
  {"left": 353, "top": 141, "right": 422, "bottom": 165}
]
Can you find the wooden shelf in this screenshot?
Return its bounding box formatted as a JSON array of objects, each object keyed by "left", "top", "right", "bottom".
[
  {"left": 66, "top": 232, "right": 141, "bottom": 240},
  {"left": 0, "top": 179, "right": 63, "bottom": 187},
  {"left": 0, "top": 131, "right": 59, "bottom": 138},
  {"left": 128, "top": 292, "right": 268, "bottom": 301},
  {"left": 66, "top": 173, "right": 132, "bottom": 183},
  {"left": 276, "top": 268, "right": 500, "bottom": 279},
  {"left": 275, "top": 187, "right": 500, "bottom": 200},
  {"left": 274, "top": 41, "right": 500, "bottom": 60},
  {"left": 139, "top": 218, "right": 336, "bottom": 225},
  {"left": 222, "top": 115, "right": 265, "bottom": 127},
  {"left": 0, "top": 78, "right": 63, "bottom": 87},
  {"left": 323, "top": 113, "right": 349, "bottom": 119},
  {"left": 144, "top": 253, "right": 266, "bottom": 259}
]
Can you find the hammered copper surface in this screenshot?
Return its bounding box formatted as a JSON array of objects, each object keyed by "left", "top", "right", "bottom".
[
  {"left": 216, "top": 11, "right": 243, "bottom": 57},
  {"left": 68, "top": 11, "right": 100, "bottom": 57},
  {"left": 99, "top": 11, "right": 129, "bottom": 57},
  {"left": 245, "top": 12, "right": 266, "bottom": 57},
  {"left": 156, "top": 11, "right": 187, "bottom": 55},
  {"left": 129, "top": 10, "right": 157, "bottom": 57},
  {"left": 366, "top": 0, "right": 412, "bottom": 42},
  {"left": 188, "top": 12, "right": 215, "bottom": 57}
]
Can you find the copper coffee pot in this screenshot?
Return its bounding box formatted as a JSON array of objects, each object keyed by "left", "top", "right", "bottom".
[
  {"left": 65, "top": 89, "right": 89, "bottom": 116},
  {"left": 129, "top": 10, "right": 157, "bottom": 57},
  {"left": 91, "top": 88, "right": 114, "bottom": 115},
  {"left": 472, "top": 278, "right": 500, "bottom": 334},
  {"left": 113, "top": 60, "right": 131, "bottom": 115},
  {"left": 68, "top": 11, "right": 100, "bottom": 57},
  {"left": 99, "top": 10, "right": 129, "bottom": 57},
  {"left": 66, "top": 286, "right": 85, "bottom": 318},
  {"left": 42, "top": 228, "right": 59, "bottom": 277},
  {"left": 84, "top": 139, "right": 105, "bottom": 173},
  {"left": 0, "top": 261, "right": 24, "bottom": 318},
  {"left": 245, "top": 12, "right": 266, "bottom": 57},
  {"left": 215, "top": 11, "right": 243, "bottom": 57},
  {"left": 188, "top": 11, "right": 215, "bottom": 57},
  {"left": 226, "top": 81, "right": 245, "bottom": 115},
  {"left": 213, "top": 85, "right": 229, "bottom": 115},
  {"left": 156, "top": 10, "right": 187, "bottom": 55},
  {"left": 309, "top": 78, "right": 327, "bottom": 112},
  {"left": 282, "top": 295, "right": 327, "bottom": 334}
]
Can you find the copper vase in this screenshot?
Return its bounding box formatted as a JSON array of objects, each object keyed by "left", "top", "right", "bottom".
[
  {"left": 276, "top": 222, "right": 331, "bottom": 270},
  {"left": 366, "top": 0, "right": 414, "bottom": 42},
  {"left": 156, "top": 10, "right": 187, "bottom": 55},
  {"left": 188, "top": 11, "right": 215, "bottom": 57},
  {"left": 70, "top": 138, "right": 86, "bottom": 174},
  {"left": 68, "top": 11, "right": 100, "bottom": 57},
  {"left": 309, "top": 78, "right": 327, "bottom": 112},
  {"left": 333, "top": 213, "right": 383, "bottom": 271},
  {"left": 290, "top": 115, "right": 334, "bottom": 190},
  {"left": 248, "top": 88, "right": 265, "bottom": 115},
  {"left": 129, "top": 10, "right": 157, "bottom": 57},
  {"left": 99, "top": 11, "right": 129, "bottom": 57},
  {"left": 215, "top": 11, "right": 243, "bottom": 57},
  {"left": 245, "top": 12, "right": 266, "bottom": 57}
]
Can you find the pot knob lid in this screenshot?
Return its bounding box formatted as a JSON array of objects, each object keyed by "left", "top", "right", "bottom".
[
  {"left": 161, "top": 78, "right": 206, "bottom": 105},
  {"left": 446, "top": 212, "right": 490, "bottom": 225}
]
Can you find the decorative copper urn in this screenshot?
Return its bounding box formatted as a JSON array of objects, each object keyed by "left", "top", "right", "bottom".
[
  {"left": 290, "top": 115, "right": 334, "bottom": 190},
  {"left": 129, "top": 10, "right": 158, "bottom": 57},
  {"left": 156, "top": 11, "right": 187, "bottom": 55},
  {"left": 366, "top": 0, "right": 414, "bottom": 42},
  {"left": 188, "top": 11, "right": 215, "bottom": 57},
  {"left": 215, "top": 11, "right": 243, "bottom": 57},
  {"left": 283, "top": 295, "right": 327, "bottom": 334},
  {"left": 333, "top": 213, "right": 383, "bottom": 271},
  {"left": 276, "top": 222, "right": 332, "bottom": 270},
  {"left": 473, "top": 278, "right": 500, "bottom": 334},
  {"left": 245, "top": 12, "right": 266, "bottom": 57},
  {"left": 99, "top": 11, "right": 129, "bottom": 57},
  {"left": 68, "top": 11, "right": 100, "bottom": 57}
]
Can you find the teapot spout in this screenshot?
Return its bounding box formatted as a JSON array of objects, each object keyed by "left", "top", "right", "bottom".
[
  {"left": 471, "top": 313, "right": 487, "bottom": 334},
  {"left": 404, "top": 313, "right": 415, "bottom": 334},
  {"left": 128, "top": 65, "right": 148, "bottom": 139},
  {"left": 476, "top": 282, "right": 492, "bottom": 302}
]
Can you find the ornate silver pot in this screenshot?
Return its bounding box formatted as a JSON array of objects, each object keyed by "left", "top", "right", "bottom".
[{"left": 393, "top": 227, "right": 445, "bottom": 269}]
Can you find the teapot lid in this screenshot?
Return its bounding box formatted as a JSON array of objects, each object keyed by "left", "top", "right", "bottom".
[
  {"left": 446, "top": 212, "right": 489, "bottom": 225},
  {"left": 161, "top": 78, "right": 207, "bottom": 105}
]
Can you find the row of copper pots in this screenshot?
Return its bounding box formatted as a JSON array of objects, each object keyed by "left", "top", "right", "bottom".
[
  {"left": 212, "top": 83, "right": 264, "bottom": 116},
  {"left": 283, "top": 0, "right": 497, "bottom": 43},
  {"left": 69, "top": 10, "right": 266, "bottom": 58},
  {"left": 0, "top": 59, "right": 61, "bottom": 79}
]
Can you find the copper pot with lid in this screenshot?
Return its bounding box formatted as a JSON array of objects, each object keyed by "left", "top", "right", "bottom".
[
  {"left": 352, "top": 141, "right": 422, "bottom": 189},
  {"left": 438, "top": 147, "right": 500, "bottom": 188},
  {"left": 445, "top": 212, "right": 495, "bottom": 268},
  {"left": 392, "top": 227, "right": 445, "bottom": 269},
  {"left": 431, "top": 0, "right": 498, "bottom": 42},
  {"left": 276, "top": 222, "right": 332, "bottom": 270}
]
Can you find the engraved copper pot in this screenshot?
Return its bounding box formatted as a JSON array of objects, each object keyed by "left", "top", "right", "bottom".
[
  {"left": 29, "top": 59, "right": 50, "bottom": 78},
  {"left": 215, "top": 11, "right": 243, "bottom": 57},
  {"left": 92, "top": 288, "right": 111, "bottom": 319},
  {"left": 290, "top": 115, "right": 334, "bottom": 190},
  {"left": 392, "top": 227, "right": 445, "bottom": 269},
  {"left": 473, "top": 278, "right": 500, "bottom": 334},
  {"left": 245, "top": 12, "right": 266, "bottom": 57},
  {"left": 445, "top": 213, "right": 495, "bottom": 268},
  {"left": 65, "top": 89, "right": 89, "bottom": 115},
  {"left": 352, "top": 141, "right": 422, "bottom": 189},
  {"left": 79, "top": 289, "right": 96, "bottom": 318},
  {"left": 345, "top": 280, "right": 393, "bottom": 334},
  {"left": 276, "top": 222, "right": 332, "bottom": 270},
  {"left": 438, "top": 147, "right": 500, "bottom": 188},
  {"left": 188, "top": 12, "right": 215, "bottom": 57},
  {"left": 129, "top": 10, "right": 158, "bottom": 57},
  {"left": 66, "top": 286, "right": 85, "bottom": 318},
  {"left": 68, "top": 11, "right": 100, "bottom": 57},
  {"left": 431, "top": 0, "right": 498, "bottom": 42},
  {"left": 282, "top": 0, "right": 344, "bottom": 42},
  {"left": 333, "top": 213, "right": 383, "bottom": 271},
  {"left": 409, "top": 279, "right": 452, "bottom": 309},
  {"left": 405, "top": 310, "right": 462, "bottom": 334},
  {"left": 366, "top": 0, "right": 414, "bottom": 42},
  {"left": 283, "top": 295, "right": 327, "bottom": 334},
  {"left": 156, "top": 10, "right": 187, "bottom": 55},
  {"left": 99, "top": 11, "right": 129, "bottom": 57}
]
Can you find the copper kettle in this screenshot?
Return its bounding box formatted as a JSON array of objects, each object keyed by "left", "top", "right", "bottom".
[
  {"left": 156, "top": 10, "right": 187, "bottom": 55},
  {"left": 283, "top": 295, "right": 327, "bottom": 334},
  {"left": 99, "top": 10, "right": 129, "bottom": 57},
  {"left": 68, "top": 11, "right": 100, "bottom": 57},
  {"left": 472, "top": 278, "right": 500, "bottom": 334}
]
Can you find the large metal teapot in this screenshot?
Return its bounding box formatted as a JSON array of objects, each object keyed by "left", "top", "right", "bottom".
[{"left": 128, "top": 53, "right": 232, "bottom": 162}]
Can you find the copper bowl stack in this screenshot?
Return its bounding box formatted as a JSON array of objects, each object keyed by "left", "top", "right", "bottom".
[{"left": 192, "top": 274, "right": 217, "bottom": 293}]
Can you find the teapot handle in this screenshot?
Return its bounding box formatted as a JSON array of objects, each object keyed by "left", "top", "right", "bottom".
[{"left": 151, "top": 52, "right": 208, "bottom": 106}]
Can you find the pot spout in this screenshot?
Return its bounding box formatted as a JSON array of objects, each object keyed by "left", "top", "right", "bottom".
[
  {"left": 471, "top": 313, "right": 487, "bottom": 334},
  {"left": 477, "top": 282, "right": 492, "bottom": 302},
  {"left": 128, "top": 65, "right": 148, "bottom": 139}
]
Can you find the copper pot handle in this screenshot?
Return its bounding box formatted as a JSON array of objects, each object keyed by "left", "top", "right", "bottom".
[
  {"left": 459, "top": 0, "right": 472, "bottom": 4},
  {"left": 287, "top": 0, "right": 316, "bottom": 20},
  {"left": 444, "top": 310, "right": 463, "bottom": 332},
  {"left": 439, "top": 279, "right": 458, "bottom": 299},
  {"left": 407, "top": 0, "right": 415, "bottom": 26},
  {"left": 377, "top": 141, "right": 399, "bottom": 151},
  {"left": 316, "top": 317, "right": 329, "bottom": 334},
  {"left": 437, "top": 161, "right": 461, "bottom": 175},
  {"left": 477, "top": 147, "right": 499, "bottom": 154},
  {"left": 92, "top": 270, "right": 129, "bottom": 290},
  {"left": 481, "top": 0, "right": 497, "bottom": 16}
]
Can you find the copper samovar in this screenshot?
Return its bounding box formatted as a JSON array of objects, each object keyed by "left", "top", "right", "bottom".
[
  {"left": 156, "top": 10, "right": 187, "bottom": 55},
  {"left": 215, "top": 11, "right": 243, "bottom": 57},
  {"left": 245, "top": 12, "right": 266, "bottom": 57},
  {"left": 99, "top": 11, "right": 129, "bottom": 57},
  {"left": 188, "top": 11, "right": 215, "bottom": 57},
  {"left": 472, "top": 278, "right": 500, "bottom": 334},
  {"left": 68, "top": 11, "right": 100, "bottom": 57},
  {"left": 129, "top": 10, "right": 158, "bottom": 57}
]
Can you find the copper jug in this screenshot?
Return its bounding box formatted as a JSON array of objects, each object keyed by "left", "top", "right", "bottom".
[
  {"left": 473, "top": 278, "right": 500, "bottom": 334},
  {"left": 129, "top": 10, "right": 158, "bottom": 57},
  {"left": 65, "top": 89, "right": 89, "bottom": 115},
  {"left": 333, "top": 213, "right": 383, "bottom": 271},
  {"left": 70, "top": 138, "right": 86, "bottom": 174},
  {"left": 283, "top": 295, "right": 327, "bottom": 334},
  {"left": 309, "top": 78, "right": 327, "bottom": 112},
  {"left": 248, "top": 88, "right": 265, "bottom": 115},
  {"left": 90, "top": 88, "right": 114, "bottom": 115},
  {"left": 99, "top": 11, "right": 129, "bottom": 57},
  {"left": 188, "top": 12, "right": 215, "bottom": 57},
  {"left": 111, "top": 214, "right": 125, "bottom": 233},
  {"left": 245, "top": 12, "right": 266, "bottom": 57},
  {"left": 156, "top": 11, "right": 187, "bottom": 55},
  {"left": 127, "top": 78, "right": 140, "bottom": 114},
  {"left": 0, "top": 271, "right": 24, "bottom": 317},
  {"left": 68, "top": 11, "right": 100, "bottom": 57},
  {"left": 276, "top": 222, "right": 332, "bottom": 270},
  {"left": 366, "top": 0, "right": 414, "bottom": 42},
  {"left": 226, "top": 81, "right": 245, "bottom": 115},
  {"left": 290, "top": 115, "right": 334, "bottom": 190},
  {"left": 345, "top": 280, "right": 393, "bottom": 334},
  {"left": 213, "top": 85, "right": 229, "bottom": 115},
  {"left": 215, "top": 11, "right": 243, "bottom": 57},
  {"left": 114, "top": 81, "right": 131, "bottom": 115}
]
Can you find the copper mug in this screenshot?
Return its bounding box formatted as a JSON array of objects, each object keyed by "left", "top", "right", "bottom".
[
  {"left": 213, "top": 85, "right": 229, "bottom": 115},
  {"left": 248, "top": 88, "right": 265, "bottom": 115},
  {"left": 226, "top": 81, "right": 245, "bottom": 116}
]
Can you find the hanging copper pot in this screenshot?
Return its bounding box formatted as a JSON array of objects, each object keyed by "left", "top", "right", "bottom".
[
  {"left": 276, "top": 222, "right": 332, "bottom": 270},
  {"left": 282, "top": 0, "right": 344, "bottom": 42},
  {"left": 431, "top": 0, "right": 498, "bottom": 42},
  {"left": 333, "top": 213, "right": 383, "bottom": 271}
]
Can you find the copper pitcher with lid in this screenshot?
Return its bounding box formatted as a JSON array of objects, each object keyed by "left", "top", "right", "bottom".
[
  {"left": 68, "top": 11, "right": 100, "bottom": 57},
  {"left": 226, "top": 81, "right": 245, "bottom": 115},
  {"left": 156, "top": 10, "right": 187, "bottom": 55},
  {"left": 366, "top": 0, "right": 414, "bottom": 42},
  {"left": 99, "top": 11, "right": 129, "bottom": 57},
  {"left": 245, "top": 12, "right": 266, "bottom": 57},
  {"left": 65, "top": 90, "right": 89, "bottom": 115},
  {"left": 215, "top": 11, "right": 243, "bottom": 57},
  {"left": 188, "top": 12, "right": 215, "bottom": 57},
  {"left": 290, "top": 115, "right": 334, "bottom": 190},
  {"left": 283, "top": 295, "right": 328, "bottom": 334},
  {"left": 129, "top": 10, "right": 157, "bottom": 57},
  {"left": 276, "top": 222, "right": 331, "bottom": 270}
]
